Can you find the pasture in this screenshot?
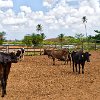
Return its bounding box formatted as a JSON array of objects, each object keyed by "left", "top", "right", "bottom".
[{"left": 1, "top": 50, "right": 100, "bottom": 100}]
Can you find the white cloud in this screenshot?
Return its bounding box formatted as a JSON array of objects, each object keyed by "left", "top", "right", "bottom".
[
  {"left": 2, "top": 17, "right": 27, "bottom": 25},
  {"left": 20, "top": 6, "right": 32, "bottom": 13},
  {"left": 0, "top": 0, "right": 13, "bottom": 8},
  {"left": 0, "top": 0, "right": 100, "bottom": 39}
]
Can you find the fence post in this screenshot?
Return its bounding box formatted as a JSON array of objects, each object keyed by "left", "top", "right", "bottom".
[{"left": 95, "top": 40, "right": 96, "bottom": 51}]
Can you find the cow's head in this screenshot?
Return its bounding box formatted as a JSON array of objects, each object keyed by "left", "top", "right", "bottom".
[
  {"left": 44, "top": 49, "right": 47, "bottom": 55},
  {"left": 84, "top": 52, "right": 91, "bottom": 62},
  {"left": 9, "top": 52, "right": 18, "bottom": 63}
]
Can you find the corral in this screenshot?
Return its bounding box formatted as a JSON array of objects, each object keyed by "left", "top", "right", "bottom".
[{"left": 1, "top": 50, "right": 100, "bottom": 100}]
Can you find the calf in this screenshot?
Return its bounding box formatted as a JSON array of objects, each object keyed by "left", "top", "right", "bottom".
[
  {"left": 71, "top": 50, "right": 91, "bottom": 74},
  {"left": 0, "top": 52, "right": 18, "bottom": 97}
]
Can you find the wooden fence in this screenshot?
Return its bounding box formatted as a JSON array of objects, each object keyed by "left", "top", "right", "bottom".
[{"left": 0, "top": 43, "right": 100, "bottom": 56}]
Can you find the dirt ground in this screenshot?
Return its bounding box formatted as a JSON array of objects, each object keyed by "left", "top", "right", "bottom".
[{"left": 1, "top": 50, "right": 100, "bottom": 100}]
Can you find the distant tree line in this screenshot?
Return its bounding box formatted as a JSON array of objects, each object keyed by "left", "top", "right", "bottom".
[{"left": 0, "top": 23, "right": 100, "bottom": 46}]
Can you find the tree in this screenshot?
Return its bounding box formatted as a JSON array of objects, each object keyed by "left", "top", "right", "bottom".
[
  {"left": 94, "top": 30, "right": 100, "bottom": 33},
  {"left": 82, "top": 16, "right": 90, "bottom": 50},
  {"left": 58, "top": 33, "right": 65, "bottom": 48},
  {"left": 0, "top": 31, "right": 6, "bottom": 45},
  {"left": 22, "top": 35, "right": 32, "bottom": 46},
  {"left": 75, "top": 33, "right": 84, "bottom": 40},
  {"left": 31, "top": 33, "right": 43, "bottom": 46},
  {"left": 75, "top": 33, "right": 84, "bottom": 50},
  {"left": 36, "top": 24, "right": 43, "bottom": 34},
  {"left": 82, "top": 16, "right": 87, "bottom": 37},
  {"left": 41, "top": 33, "right": 46, "bottom": 40},
  {"left": 94, "top": 34, "right": 100, "bottom": 40}
]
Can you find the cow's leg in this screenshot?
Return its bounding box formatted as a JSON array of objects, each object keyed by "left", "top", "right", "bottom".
[
  {"left": 82, "top": 63, "right": 85, "bottom": 74},
  {"left": 69, "top": 59, "right": 71, "bottom": 66},
  {"left": 79, "top": 63, "right": 80, "bottom": 74},
  {"left": 75, "top": 63, "right": 77, "bottom": 72},
  {"left": 72, "top": 61, "right": 74, "bottom": 72},
  {"left": 64, "top": 57, "right": 67, "bottom": 65},
  {"left": 64, "top": 61, "right": 66, "bottom": 65},
  {"left": 3, "top": 65, "right": 7, "bottom": 95},
  {"left": 4, "top": 63, "right": 12, "bottom": 95},
  {"left": 4, "top": 75, "right": 7, "bottom": 95},
  {"left": 1, "top": 77, "right": 5, "bottom": 97},
  {"left": 1, "top": 73, "right": 6, "bottom": 97},
  {"left": 53, "top": 58, "right": 55, "bottom": 65},
  {"left": 67, "top": 59, "right": 68, "bottom": 65},
  {"left": 1, "top": 64, "right": 8, "bottom": 97}
]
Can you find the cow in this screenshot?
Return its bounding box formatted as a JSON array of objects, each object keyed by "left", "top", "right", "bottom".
[
  {"left": 45, "top": 48, "right": 69, "bottom": 65},
  {"left": 0, "top": 52, "right": 18, "bottom": 97},
  {"left": 58, "top": 53, "right": 71, "bottom": 66},
  {"left": 71, "top": 50, "right": 91, "bottom": 74},
  {"left": 20, "top": 48, "right": 25, "bottom": 60},
  {"left": 44, "top": 49, "right": 52, "bottom": 58},
  {"left": 16, "top": 49, "right": 22, "bottom": 60},
  {"left": 16, "top": 48, "right": 25, "bottom": 61}
]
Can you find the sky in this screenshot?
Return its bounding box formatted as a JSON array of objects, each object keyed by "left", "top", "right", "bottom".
[{"left": 0, "top": 0, "right": 100, "bottom": 40}]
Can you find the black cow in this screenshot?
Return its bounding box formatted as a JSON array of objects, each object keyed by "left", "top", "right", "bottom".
[
  {"left": 71, "top": 50, "right": 91, "bottom": 74},
  {"left": 0, "top": 52, "right": 18, "bottom": 97}
]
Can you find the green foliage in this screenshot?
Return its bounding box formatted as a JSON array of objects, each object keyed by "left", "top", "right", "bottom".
[
  {"left": 22, "top": 35, "right": 32, "bottom": 46},
  {"left": 41, "top": 33, "right": 46, "bottom": 40},
  {"left": 64, "top": 36, "right": 77, "bottom": 44},
  {"left": 93, "top": 33, "right": 100, "bottom": 40},
  {"left": 0, "top": 31, "right": 6, "bottom": 45},
  {"left": 75, "top": 33, "right": 84, "bottom": 39},
  {"left": 58, "top": 33, "right": 65, "bottom": 42},
  {"left": 94, "top": 30, "right": 100, "bottom": 33},
  {"left": 31, "top": 33, "right": 45, "bottom": 46},
  {"left": 58, "top": 33, "right": 65, "bottom": 48}
]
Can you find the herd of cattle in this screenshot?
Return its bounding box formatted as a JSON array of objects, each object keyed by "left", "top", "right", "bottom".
[{"left": 0, "top": 47, "right": 91, "bottom": 97}]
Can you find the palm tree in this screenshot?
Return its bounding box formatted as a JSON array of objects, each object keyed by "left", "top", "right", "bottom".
[
  {"left": 82, "top": 16, "right": 89, "bottom": 50},
  {"left": 94, "top": 30, "right": 100, "bottom": 33},
  {"left": 36, "top": 24, "right": 43, "bottom": 34},
  {"left": 58, "top": 33, "right": 65, "bottom": 48},
  {"left": 82, "top": 16, "right": 87, "bottom": 38},
  {"left": 36, "top": 24, "right": 44, "bottom": 55}
]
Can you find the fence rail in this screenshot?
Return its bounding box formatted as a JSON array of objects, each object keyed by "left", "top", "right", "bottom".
[{"left": 0, "top": 43, "right": 100, "bottom": 55}]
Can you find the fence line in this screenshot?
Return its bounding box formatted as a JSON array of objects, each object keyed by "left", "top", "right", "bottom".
[{"left": 0, "top": 43, "right": 100, "bottom": 55}]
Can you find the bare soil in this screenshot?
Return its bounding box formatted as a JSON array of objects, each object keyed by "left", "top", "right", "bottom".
[{"left": 1, "top": 51, "right": 100, "bottom": 100}]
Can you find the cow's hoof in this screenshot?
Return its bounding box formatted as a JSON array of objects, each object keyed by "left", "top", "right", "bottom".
[
  {"left": 1, "top": 95, "right": 4, "bottom": 97},
  {"left": 82, "top": 72, "right": 84, "bottom": 74}
]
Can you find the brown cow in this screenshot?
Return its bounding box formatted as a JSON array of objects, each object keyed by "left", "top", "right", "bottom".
[{"left": 46, "top": 48, "right": 69, "bottom": 65}]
